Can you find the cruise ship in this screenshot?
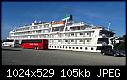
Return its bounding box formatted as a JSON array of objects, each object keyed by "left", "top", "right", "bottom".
[{"left": 7, "top": 15, "right": 115, "bottom": 52}]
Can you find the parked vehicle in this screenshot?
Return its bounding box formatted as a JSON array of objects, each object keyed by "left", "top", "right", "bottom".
[
  {"left": 20, "top": 39, "right": 48, "bottom": 50},
  {"left": 2, "top": 39, "right": 19, "bottom": 47},
  {"left": 101, "top": 48, "right": 126, "bottom": 57},
  {"left": 111, "top": 50, "right": 126, "bottom": 57}
]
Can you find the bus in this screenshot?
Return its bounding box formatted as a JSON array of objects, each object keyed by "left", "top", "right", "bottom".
[
  {"left": 20, "top": 39, "right": 48, "bottom": 50},
  {"left": 2, "top": 39, "right": 20, "bottom": 47}
]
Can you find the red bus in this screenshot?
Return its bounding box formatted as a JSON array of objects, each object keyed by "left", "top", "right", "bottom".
[{"left": 20, "top": 39, "right": 48, "bottom": 50}]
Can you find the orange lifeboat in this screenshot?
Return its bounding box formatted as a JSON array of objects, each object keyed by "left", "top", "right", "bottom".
[{"left": 52, "top": 21, "right": 65, "bottom": 25}]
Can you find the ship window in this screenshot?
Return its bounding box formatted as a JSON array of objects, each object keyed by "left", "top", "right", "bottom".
[
  {"left": 85, "top": 47, "right": 87, "bottom": 50},
  {"left": 71, "top": 33, "right": 74, "bottom": 36},
  {"left": 71, "top": 40, "right": 74, "bottom": 42},
  {"left": 76, "top": 47, "right": 78, "bottom": 49},
  {"left": 97, "top": 38, "right": 109, "bottom": 44},
  {"left": 69, "top": 47, "right": 71, "bottom": 49},
  {"left": 79, "top": 39, "right": 83, "bottom": 42},
  {"left": 66, "top": 46, "right": 67, "bottom": 49},
  {"left": 65, "top": 40, "right": 68, "bottom": 42},
  {"left": 73, "top": 47, "right": 75, "bottom": 49},
  {"left": 87, "top": 40, "right": 89, "bottom": 42},
  {"left": 80, "top": 32, "right": 83, "bottom": 35},
  {"left": 60, "top": 46, "right": 61, "bottom": 48},
  {"left": 80, "top": 47, "right": 82, "bottom": 49},
  {"left": 55, "top": 46, "right": 56, "bottom": 48},
  {"left": 91, "top": 48, "right": 93, "bottom": 50},
  {"left": 63, "top": 46, "right": 64, "bottom": 48}
]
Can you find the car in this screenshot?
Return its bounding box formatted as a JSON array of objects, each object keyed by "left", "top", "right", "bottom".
[
  {"left": 112, "top": 50, "right": 126, "bottom": 57},
  {"left": 101, "top": 49, "right": 126, "bottom": 57}
]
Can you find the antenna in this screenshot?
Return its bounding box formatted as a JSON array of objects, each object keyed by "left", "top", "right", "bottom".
[
  {"left": 108, "top": 21, "right": 111, "bottom": 31},
  {"left": 13, "top": 26, "right": 16, "bottom": 31}
]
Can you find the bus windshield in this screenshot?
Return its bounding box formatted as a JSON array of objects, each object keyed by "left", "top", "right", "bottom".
[{"left": 2, "top": 39, "right": 14, "bottom": 42}]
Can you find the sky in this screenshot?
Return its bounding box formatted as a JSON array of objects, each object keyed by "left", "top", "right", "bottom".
[{"left": 2, "top": 2, "right": 126, "bottom": 39}]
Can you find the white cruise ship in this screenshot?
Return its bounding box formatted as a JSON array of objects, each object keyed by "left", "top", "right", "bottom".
[{"left": 7, "top": 15, "right": 115, "bottom": 52}]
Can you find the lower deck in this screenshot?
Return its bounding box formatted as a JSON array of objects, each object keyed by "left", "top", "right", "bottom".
[{"left": 48, "top": 45, "right": 101, "bottom": 52}]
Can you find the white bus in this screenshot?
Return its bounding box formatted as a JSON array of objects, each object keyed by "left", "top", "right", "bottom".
[{"left": 2, "top": 39, "right": 20, "bottom": 47}]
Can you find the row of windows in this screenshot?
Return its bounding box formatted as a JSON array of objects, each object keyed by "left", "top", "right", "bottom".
[
  {"left": 14, "top": 30, "right": 49, "bottom": 35},
  {"left": 50, "top": 39, "right": 90, "bottom": 43},
  {"left": 49, "top": 46, "right": 94, "bottom": 50},
  {"left": 15, "top": 24, "right": 50, "bottom": 32}
]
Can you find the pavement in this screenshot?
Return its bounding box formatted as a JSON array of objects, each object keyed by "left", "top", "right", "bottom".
[{"left": 2, "top": 47, "right": 126, "bottom": 65}]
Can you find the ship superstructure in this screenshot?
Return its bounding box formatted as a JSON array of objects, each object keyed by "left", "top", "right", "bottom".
[{"left": 7, "top": 15, "right": 115, "bottom": 52}]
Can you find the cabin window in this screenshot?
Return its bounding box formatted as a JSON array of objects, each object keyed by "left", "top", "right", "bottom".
[
  {"left": 97, "top": 38, "right": 109, "bottom": 44},
  {"left": 58, "top": 40, "right": 60, "bottom": 42},
  {"left": 91, "top": 48, "right": 93, "bottom": 50},
  {"left": 87, "top": 40, "right": 89, "bottom": 42},
  {"left": 79, "top": 39, "right": 83, "bottom": 42},
  {"left": 71, "top": 33, "right": 74, "bottom": 36},
  {"left": 71, "top": 40, "right": 74, "bottom": 42},
  {"left": 80, "top": 47, "right": 82, "bottom": 49},
  {"left": 85, "top": 47, "right": 87, "bottom": 50},
  {"left": 80, "top": 32, "right": 83, "bottom": 35}
]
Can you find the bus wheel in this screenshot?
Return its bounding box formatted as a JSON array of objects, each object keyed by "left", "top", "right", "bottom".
[
  {"left": 34, "top": 47, "right": 37, "bottom": 50},
  {"left": 36, "top": 47, "right": 39, "bottom": 50}
]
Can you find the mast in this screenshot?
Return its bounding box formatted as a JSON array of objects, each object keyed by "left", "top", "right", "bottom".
[{"left": 108, "top": 21, "right": 111, "bottom": 31}]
